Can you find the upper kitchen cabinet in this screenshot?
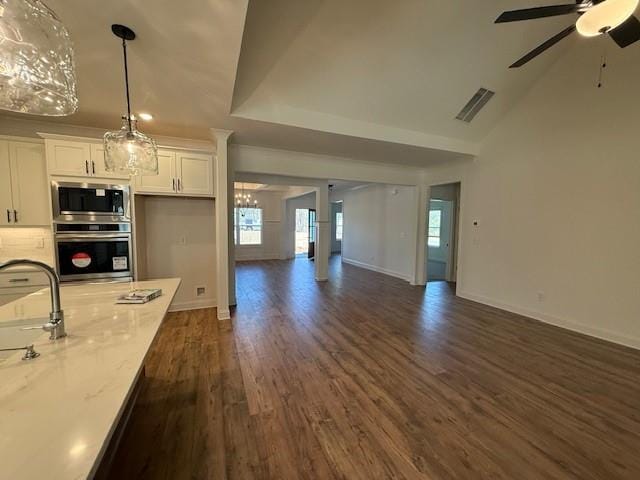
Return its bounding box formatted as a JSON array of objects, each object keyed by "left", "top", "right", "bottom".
[
  {"left": 176, "top": 152, "right": 213, "bottom": 196},
  {"left": 0, "top": 140, "right": 49, "bottom": 226},
  {"left": 134, "top": 149, "right": 178, "bottom": 195},
  {"left": 134, "top": 150, "right": 214, "bottom": 197},
  {"left": 45, "top": 138, "right": 129, "bottom": 180}
]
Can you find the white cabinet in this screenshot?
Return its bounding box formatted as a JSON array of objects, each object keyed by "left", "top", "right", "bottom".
[
  {"left": 0, "top": 142, "right": 11, "bottom": 226},
  {"left": 177, "top": 152, "right": 213, "bottom": 196},
  {"left": 0, "top": 271, "right": 49, "bottom": 308},
  {"left": 134, "top": 149, "right": 178, "bottom": 194},
  {"left": 0, "top": 140, "right": 49, "bottom": 226},
  {"left": 45, "top": 139, "right": 129, "bottom": 179},
  {"left": 135, "top": 150, "right": 214, "bottom": 197}
]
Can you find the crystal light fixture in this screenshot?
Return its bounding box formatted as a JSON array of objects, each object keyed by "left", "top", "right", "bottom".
[
  {"left": 104, "top": 24, "right": 158, "bottom": 176},
  {"left": 0, "top": 0, "right": 78, "bottom": 115}
]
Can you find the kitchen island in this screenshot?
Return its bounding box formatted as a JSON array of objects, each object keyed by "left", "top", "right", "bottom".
[{"left": 0, "top": 278, "right": 180, "bottom": 479}]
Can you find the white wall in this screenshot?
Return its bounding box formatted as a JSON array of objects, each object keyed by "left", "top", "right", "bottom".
[
  {"left": 142, "top": 196, "right": 216, "bottom": 311},
  {"left": 426, "top": 42, "right": 640, "bottom": 349},
  {"left": 341, "top": 184, "right": 416, "bottom": 281},
  {"left": 234, "top": 190, "right": 284, "bottom": 261}
]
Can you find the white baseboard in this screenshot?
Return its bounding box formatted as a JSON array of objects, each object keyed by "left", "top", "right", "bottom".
[
  {"left": 217, "top": 308, "right": 231, "bottom": 320},
  {"left": 236, "top": 253, "right": 282, "bottom": 261},
  {"left": 457, "top": 290, "right": 640, "bottom": 351},
  {"left": 169, "top": 298, "right": 216, "bottom": 312},
  {"left": 342, "top": 257, "right": 411, "bottom": 282}
]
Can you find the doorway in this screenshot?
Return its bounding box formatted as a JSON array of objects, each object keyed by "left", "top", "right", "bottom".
[
  {"left": 426, "top": 183, "right": 460, "bottom": 283},
  {"left": 295, "top": 208, "right": 310, "bottom": 255},
  {"left": 294, "top": 208, "right": 316, "bottom": 258}
]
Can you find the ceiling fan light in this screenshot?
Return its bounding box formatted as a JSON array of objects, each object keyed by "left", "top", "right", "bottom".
[{"left": 576, "top": 0, "right": 640, "bottom": 36}]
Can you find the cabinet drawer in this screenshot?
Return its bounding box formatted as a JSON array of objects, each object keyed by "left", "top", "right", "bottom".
[{"left": 0, "top": 271, "right": 49, "bottom": 288}]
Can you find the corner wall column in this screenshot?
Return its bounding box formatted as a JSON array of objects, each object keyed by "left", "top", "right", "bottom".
[
  {"left": 413, "top": 185, "right": 430, "bottom": 285},
  {"left": 211, "top": 128, "right": 233, "bottom": 320},
  {"left": 315, "top": 182, "right": 330, "bottom": 281}
]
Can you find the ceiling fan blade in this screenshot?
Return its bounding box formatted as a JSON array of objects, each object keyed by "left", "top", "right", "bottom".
[
  {"left": 495, "top": 4, "right": 581, "bottom": 23},
  {"left": 609, "top": 15, "right": 640, "bottom": 48},
  {"left": 509, "top": 25, "right": 576, "bottom": 68}
]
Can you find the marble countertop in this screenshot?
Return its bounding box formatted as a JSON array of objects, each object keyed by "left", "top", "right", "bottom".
[{"left": 0, "top": 278, "right": 180, "bottom": 479}]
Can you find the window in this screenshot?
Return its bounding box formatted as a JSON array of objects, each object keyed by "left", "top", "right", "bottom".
[
  {"left": 335, "top": 211, "right": 343, "bottom": 241},
  {"left": 428, "top": 210, "right": 441, "bottom": 247},
  {"left": 234, "top": 207, "right": 262, "bottom": 245}
]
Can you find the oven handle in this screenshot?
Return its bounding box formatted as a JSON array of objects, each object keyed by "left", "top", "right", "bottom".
[{"left": 55, "top": 234, "right": 131, "bottom": 241}]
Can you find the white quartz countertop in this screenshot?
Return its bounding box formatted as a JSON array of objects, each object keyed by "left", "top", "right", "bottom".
[{"left": 0, "top": 278, "right": 180, "bottom": 480}]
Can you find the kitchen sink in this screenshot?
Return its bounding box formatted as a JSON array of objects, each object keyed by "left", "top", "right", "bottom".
[{"left": 0, "top": 318, "right": 47, "bottom": 361}]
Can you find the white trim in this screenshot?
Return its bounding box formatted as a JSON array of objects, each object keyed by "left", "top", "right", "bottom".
[
  {"left": 342, "top": 257, "right": 412, "bottom": 282},
  {"left": 457, "top": 290, "right": 640, "bottom": 351},
  {"left": 217, "top": 308, "right": 231, "bottom": 320},
  {"left": 236, "top": 253, "right": 282, "bottom": 261},
  {"left": 0, "top": 134, "right": 44, "bottom": 144},
  {"left": 36, "top": 131, "right": 214, "bottom": 153},
  {"left": 169, "top": 298, "right": 216, "bottom": 312}
]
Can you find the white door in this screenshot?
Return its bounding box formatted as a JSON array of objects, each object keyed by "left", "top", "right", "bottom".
[
  {"left": 0, "top": 141, "right": 13, "bottom": 226},
  {"left": 177, "top": 152, "right": 213, "bottom": 196},
  {"left": 426, "top": 200, "right": 453, "bottom": 281},
  {"left": 45, "top": 139, "right": 91, "bottom": 177},
  {"left": 90, "top": 144, "right": 130, "bottom": 180},
  {"left": 134, "top": 150, "right": 177, "bottom": 194},
  {"left": 9, "top": 142, "right": 49, "bottom": 226}
]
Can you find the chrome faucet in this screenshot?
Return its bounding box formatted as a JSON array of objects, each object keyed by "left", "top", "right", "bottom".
[{"left": 0, "top": 259, "right": 66, "bottom": 340}]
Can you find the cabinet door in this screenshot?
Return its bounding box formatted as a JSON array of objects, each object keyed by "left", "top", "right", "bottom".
[
  {"left": 46, "top": 139, "right": 91, "bottom": 177},
  {"left": 134, "top": 150, "right": 176, "bottom": 194},
  {"left": 0, "top": 141, "right": 13, "bottom": 226},
  {"left": 9, "top": 142, "right": 49, "bottom": 226},
  {"left": 177, "top": 152, "right": 213, "bottom": 196},
  {"left": 90, "top": 143, "right": 130, "bottom": 180}
]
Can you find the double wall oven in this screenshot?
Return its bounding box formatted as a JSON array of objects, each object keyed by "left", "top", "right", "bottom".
[{"left": 51, "top": 181, "right": 133, "bottom": 283}]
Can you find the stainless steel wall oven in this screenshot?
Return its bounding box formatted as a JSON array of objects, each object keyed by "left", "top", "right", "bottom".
[{"left": 54, "top": 223, "right": 133, "bottom": 282}]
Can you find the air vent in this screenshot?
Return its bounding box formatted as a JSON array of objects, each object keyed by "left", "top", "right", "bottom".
[{"left": 455, "top": 88, "right": 495, "bottom": 123}]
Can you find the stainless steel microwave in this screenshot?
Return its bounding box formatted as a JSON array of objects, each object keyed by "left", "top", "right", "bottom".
[{"left": 51, "top": 181, "right": 130, "bottom": 223}]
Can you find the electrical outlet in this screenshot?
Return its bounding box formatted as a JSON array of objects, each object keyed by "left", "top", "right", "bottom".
[
  {"left": 35, "top": 237, "right": 44, "bottom": 249},
  {"left": 196, "top": 286, "right": 206, "bottom": 297},
  {"left": 537, "top": 291, "right": 545, "bottom": 302}
]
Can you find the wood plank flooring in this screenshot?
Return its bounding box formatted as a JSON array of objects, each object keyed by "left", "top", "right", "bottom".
[{"left": 108, "top": 256, "right": 640, "bottom": 479}]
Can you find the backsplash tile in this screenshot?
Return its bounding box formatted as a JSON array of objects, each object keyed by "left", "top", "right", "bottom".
[{"left": 0, "top": 228, "right": 54, "bottom": 266}]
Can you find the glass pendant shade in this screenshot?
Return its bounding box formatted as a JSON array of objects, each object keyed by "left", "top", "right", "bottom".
[
  {"left": 104, "top": 117, "right": 158, "bottom": 175},
  {"left": 0, "top": 0, "right": 78, "bottom": 115},
  {"left": 576, "top": 0, "right": 639, "bottom": 37}
]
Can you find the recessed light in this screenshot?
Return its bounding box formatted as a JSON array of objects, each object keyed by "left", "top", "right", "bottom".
[{"left": 138, "top": 112, "right": 153, "bottom": 121}]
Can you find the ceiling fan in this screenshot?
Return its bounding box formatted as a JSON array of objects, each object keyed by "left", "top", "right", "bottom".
[{"left": 496, "top": 0, "right": 640, "bottom": 67}]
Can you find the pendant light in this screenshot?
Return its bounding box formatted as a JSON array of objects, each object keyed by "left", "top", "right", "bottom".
[
  {"left": 103, "top": 24, "right": 158, "bottom": 176},
  {"left": 0, "top": 0, "right": 78, "bottom": 115}
]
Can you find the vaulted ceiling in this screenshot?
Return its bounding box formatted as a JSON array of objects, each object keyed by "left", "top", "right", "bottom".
[{"left": 3, "top": 0, "right": 636, "bottom": 166}]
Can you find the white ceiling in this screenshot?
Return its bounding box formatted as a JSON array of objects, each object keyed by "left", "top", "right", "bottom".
[
  {"left": 232, "top": 0, "right": 578, "bottom": 146},
  {"left": 4, "top": 0, "right": 638, "bottom": 166}
]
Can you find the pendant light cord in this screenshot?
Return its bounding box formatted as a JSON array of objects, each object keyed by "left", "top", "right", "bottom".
[{"left": 121, "top": 37, "right": 133, "bottom": 132}]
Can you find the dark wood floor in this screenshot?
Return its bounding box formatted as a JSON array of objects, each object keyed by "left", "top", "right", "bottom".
[{"left": 109, "top": 256, "right": 640, "bottom": 479}]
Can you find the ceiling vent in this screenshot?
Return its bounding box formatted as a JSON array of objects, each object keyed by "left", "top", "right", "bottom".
[{"left": 455, "top": 88, "right": 495, "bottom": 123}]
